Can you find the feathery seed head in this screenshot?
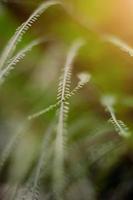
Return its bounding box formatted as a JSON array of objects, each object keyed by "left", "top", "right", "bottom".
[
  {"left": 101, "top": 95, "right": 116, "bottom": 107},
  {"left": 77, "top": 72, "right": 91, "bottom": 84}
]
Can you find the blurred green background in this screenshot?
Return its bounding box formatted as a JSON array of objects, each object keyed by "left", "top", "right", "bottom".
[{"left": 0, "top": 0, "right": 133, "bottom": 199}]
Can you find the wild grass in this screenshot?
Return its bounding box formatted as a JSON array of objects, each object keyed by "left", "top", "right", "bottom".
[
  {"left": 28, "top": 39, "right": 90, "bottom": 199},
  {"left": 0, "top": 2, "right": 88, "bottom": 199},
  {"left": 0, "top": 37, "right": 50, "bottom": 84},
  {"left": 52, "top": 39, "right": 85, "bottom": 199},
  {"left": 104, "top": 34, "right": 133, "bottom": 56},
  {"left": 0, "top": 0, "right": 60, "bottom": 86},
  {"left": 0, "top": 1, "right": 133, "bottom": 200},
  {"left": 30, "top": 122, "right": 55, "bottom": 200},
  {"left": 0, "top": 0, "right": 60, "bottom": 70},
  {"left": 101, "top": 95, "right": 130, "bottom": 138}
]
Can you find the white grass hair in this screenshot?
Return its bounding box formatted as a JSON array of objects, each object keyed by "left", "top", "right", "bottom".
[
  {"left": 56, "top": 39, "right": 86, "bottom": 102},
  {"left": 28, "top": 39, "right": 87, "bottom": 120},
  {"left": 0, "top": 0, "right": 60, "bottom": 70},
  {"left": 104, "top": 34, "right": 133, "bottom": 57},
  {"left": 28, "top": 72, "right": 90, "bottom": 120},
  {"left": 63, "top": 72, "right": 91, "bottom": 100},
  {"left": 101, "top": 95, "right": 130, "bottom": 138},
  {"left": 0, "top": 37, "right": 49, "bottom": 84},
  {"left": 31, "top": 122, "right": 55, "bottom": 199},
  {"left": 53, "top": 39, "right": 85, "bottom": 199}
]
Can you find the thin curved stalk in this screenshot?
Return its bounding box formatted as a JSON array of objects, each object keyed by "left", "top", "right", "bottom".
[
  {"left": 0, "top": 37, "right": 49, "bottom": 84},
  {"left": 28, "top": 72, "right": 90, "bottom": 120},
  {"left": 53, "top": 39, "right": 85, "bottom": 199},
  {"left": 0, "top": 0, "right": 60, "bottom": 69}
]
